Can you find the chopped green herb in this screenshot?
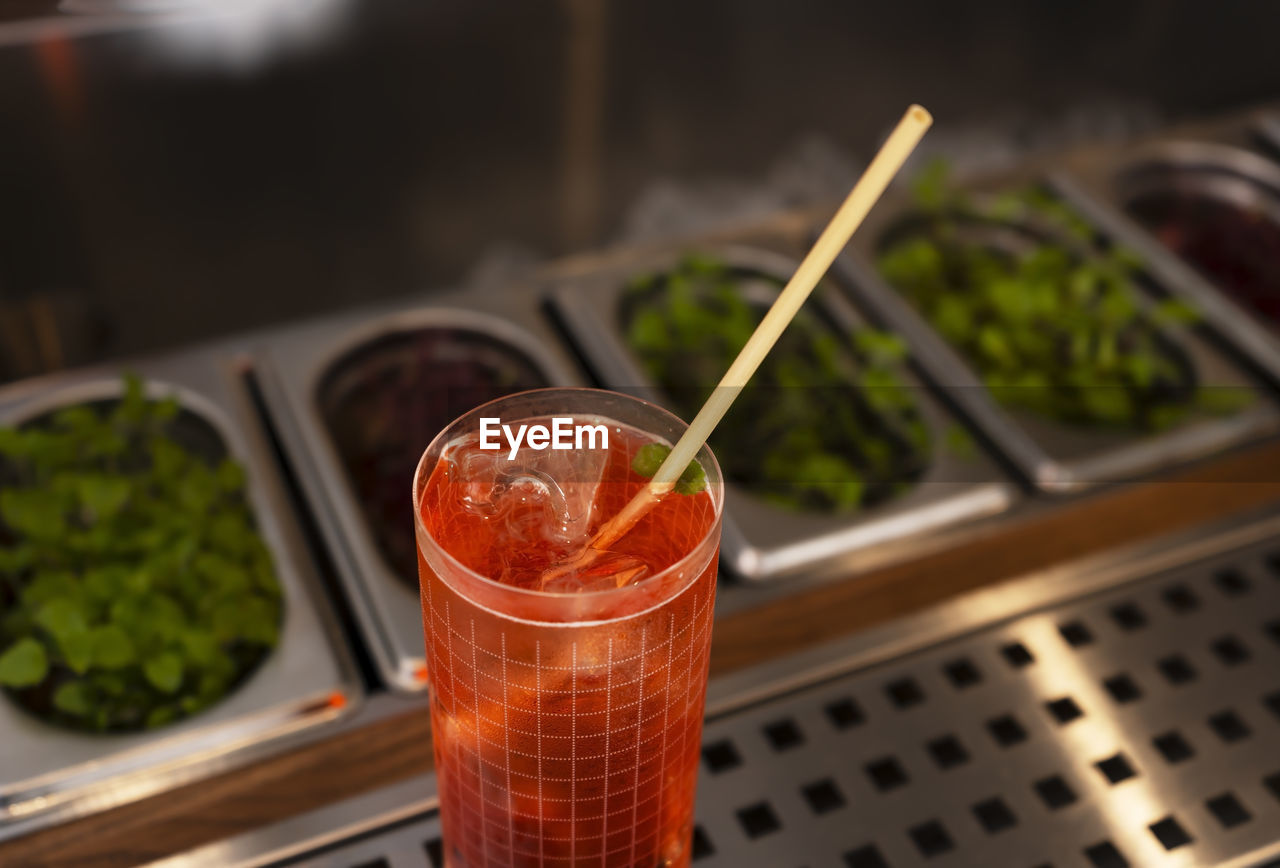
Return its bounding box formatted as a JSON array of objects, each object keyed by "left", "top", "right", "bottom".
[
  {"left": 0, "top": 638, "right": 48, "bottom": 688},
  {"left": 622, "top": 254, "right": 932, "bottom": 513},
  {"left": 53, "top": 681, "right": 92, "bottom": 715},
  {"left": 0, "top": 375, "right": 283, "bottom": 732},
  {"left": 877, "top": 165, "right": 1230, "bottom": 431},
  {"left": 944, "top": 424, "right": 977, "bottom": 459},
  {"left": 1196, "top": 387, "right": 1256, "bottom": 416}
]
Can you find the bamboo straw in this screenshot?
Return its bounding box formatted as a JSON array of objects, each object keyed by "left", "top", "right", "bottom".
[{"left": 548, "top": 105, "right": 932, "bottom": 585}]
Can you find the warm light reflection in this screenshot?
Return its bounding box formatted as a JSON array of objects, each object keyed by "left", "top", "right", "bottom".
[{"left": 1018, "top": 617, "right": 1198, "bottom": 867}]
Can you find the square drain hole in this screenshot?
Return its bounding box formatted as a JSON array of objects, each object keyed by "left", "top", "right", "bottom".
[
  {"left": 1264, "top": 772, "right": 1280, "bottom": 802},
  {"left": 801, "top": 778, "right": 846, "bottom": 815},
  {"left": 691, "top": 825, "right": 714, "bottom": 860},
  {"left": 926, "top": 734, "right": 970, "bottom": 770},
  {"left": 1264, "top": 690, "right": 1280, "bottom": 720},
  {"left": 1161, "top": 583, "right": 1200, "bottom": 613},
  {"left": 1045, "top": 696, "right": 1084, "bottom": 724},
  {"left": 1110, "top": 602, "right": 1147, "bottom": 631},
  {"left": 1265, "top": 619, "right": 1280, "bottom": 646},
  {"left": 763, "top": 718, "right": 805, "bottom": 752},
  {"left": 825, "top": 697, "right": 865, "bottom": 730},
  {"left": 1000, "top": 640, "right": 1035, "bottom": 668},
  {"left": 1058, "top": 620, "right": 1094, "bottom": 647},
  {"left": 1084, "top": 840, "right": 1129, "bottom": 868},
  {"left": 1152, "top": 730, "right": 1195, "bottom": 764},
  {"left": 1206, "top": 792, "right": 1251, "bottom": 828},
  {"left": 1211, "top": 635, "right": 1251, "bottom": 666},
  {"left": 424, "top": 838, "right": 444, "bottom": 867},
  {"left": 1213, "top": 567, "right": 1252, "bottom": 596},
  {"left": 972, "top": 796, "right": 1017, "bottom": 833},
  {"left": 1034, "top": 774, "right": 1078, "bottom": 810},
  {"left": 943, "top": 657, "right": 983, "bottom": 689},
  {"left": 703, "top": 739, "right": 742, "bottom": 773},
  {"left": 1208, "top": 709, "right": 1251, "bottom": 743},
  {"left": 865, "top": 756, "right": 909, "bottom": 792},
  {"left": 885, "top": 677, "right": 925, "bottom": 709},
  {"left": 736, "top": 801, "right": 781, "bottom": 839},
  {"left": 1102, "top": 673, "right": 1142, "bottom": 704},
  {"left": 1095, "top": 753, "right": 1138, "bottom": 785},
  {"left": 1157, "top": 654, "right": 1198, "bottom": 686},
  {"left": 1266, "top": 551, "right": 1280, "bottom": 576},
  {"left": 908, "top": 819, "right": 954, "bottom": 858},
  {"left": 987, "top": 713, "right": 1029, "bottom": 747},
  {"left": 844, "top": 844, "right": 889, "bottom": 868},
  {"left": 1149, "top": 816, "right": 1193, "bottom": 850}
]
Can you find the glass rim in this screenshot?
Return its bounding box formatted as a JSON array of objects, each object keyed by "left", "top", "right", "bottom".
[{"left": 411, "top": 386, "right": 724, "bottom": 602}]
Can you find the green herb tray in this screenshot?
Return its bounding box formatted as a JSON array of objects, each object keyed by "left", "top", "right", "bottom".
[
  {"left": 1051, "top": 107, "right": 1280, "bottom": 389},
  {"left": 0, "top": 352, "right": 360, "bottom": 838},
  {"left": 550, "top": 243, "right": 1016, "bottom": 583},
  {"left": 832, "top": 164, "right": 1280, "bottom": 492}
]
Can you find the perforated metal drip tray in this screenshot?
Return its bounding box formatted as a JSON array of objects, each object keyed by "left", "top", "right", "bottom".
[
  {"left": 155, "top": 510, "right": 1280, "bottom": 868},
  {"left": 691, "top": 553, "right": 1280, "bottom": 867}
]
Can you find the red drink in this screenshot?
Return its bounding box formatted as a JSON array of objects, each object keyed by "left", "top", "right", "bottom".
[{"left": 414, "top": 389, "right": 724, "bottom": 867}]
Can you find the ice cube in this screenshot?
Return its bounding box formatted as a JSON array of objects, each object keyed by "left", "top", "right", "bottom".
[{"left": 451, "top": 424, "right": 609, "bottom": 546}]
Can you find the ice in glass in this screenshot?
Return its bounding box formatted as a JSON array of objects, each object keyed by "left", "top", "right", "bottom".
[{"left": 414, "top": 389, "right": 724, "bottom": 867}]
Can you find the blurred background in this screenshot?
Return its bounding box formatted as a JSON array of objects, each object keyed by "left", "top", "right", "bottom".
[{"left": 2, "top": 0, "right": 1280, "bottom": 381}]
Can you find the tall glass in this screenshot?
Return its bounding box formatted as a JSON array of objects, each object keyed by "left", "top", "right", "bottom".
[{"left": 413, "top": 388, "right": 724, "bottom": 867}]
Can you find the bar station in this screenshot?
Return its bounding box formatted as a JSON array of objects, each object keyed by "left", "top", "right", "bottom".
[{"left": 2, "top": 5, "right": 1280, "bottom": 867}]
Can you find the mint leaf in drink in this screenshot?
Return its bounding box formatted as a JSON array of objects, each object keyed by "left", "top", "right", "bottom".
[
  {"left": 630, "top": 442, "right": 707, "bottom": 495},
  {"left": 675, "top": 459, "right": 706, "bottom": 496},
  {"left": 631, "top": 442, "right": 668, "bottom": 478}
]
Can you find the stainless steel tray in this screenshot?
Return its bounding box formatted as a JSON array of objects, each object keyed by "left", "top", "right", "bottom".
[
  {"left": 143, "top": 503, "right": 1280, "bottom": 868},
  {"left": 1051, "top": 123, "right": 1280, "bottom": 390},
  {"left": 254, "top": 286, "right": 584, "bottom": 693},
  {"left": 0, "top": 351, "right": 360, "bottom": 839},
  {"left": 549, "top": 244, "right": 1017, "bottom": 583},
  {"left": 832, "top": 174, "right": 1280, "bottom": 493}
]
